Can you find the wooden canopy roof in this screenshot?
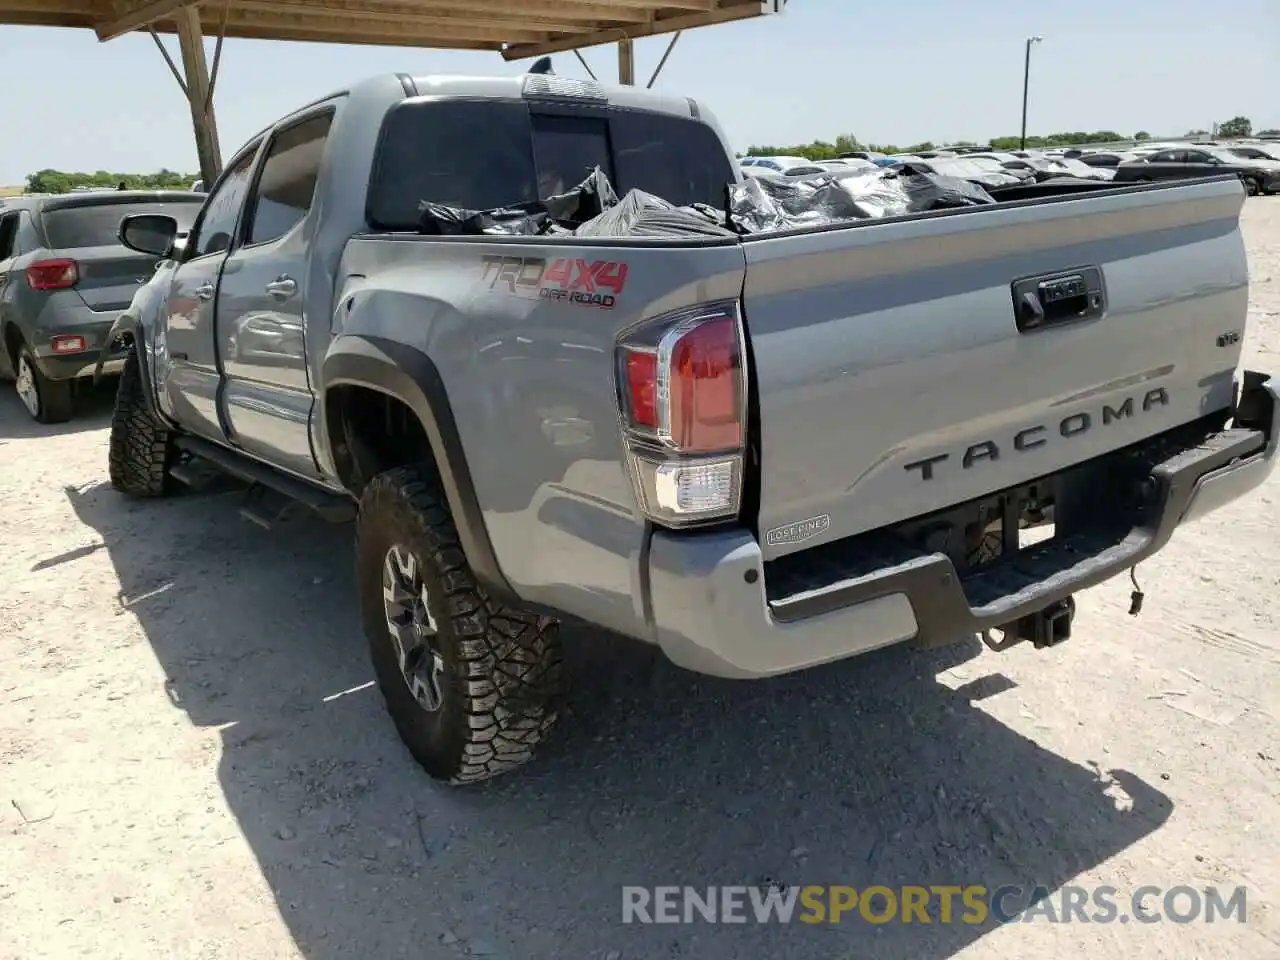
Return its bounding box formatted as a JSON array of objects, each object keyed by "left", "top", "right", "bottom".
[{"left": 0, "top": 0, "right": 784, "bottom": 60}]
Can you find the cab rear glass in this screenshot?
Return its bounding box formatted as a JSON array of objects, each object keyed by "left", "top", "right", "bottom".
[{"left": 366, "top": 98, "right": 735, "bottom": 231}]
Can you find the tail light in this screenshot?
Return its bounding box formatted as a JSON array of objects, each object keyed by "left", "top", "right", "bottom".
[
  {"left": 615, "top": 300, "right": 747, "bottom": 527},
  {"left": 26, "top": 258, "right": 78, "bottom": 290}
]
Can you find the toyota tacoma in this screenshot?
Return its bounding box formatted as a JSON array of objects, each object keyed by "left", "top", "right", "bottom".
[{"left": 100, "top": 71, "right": 1278, "bottom": 784}]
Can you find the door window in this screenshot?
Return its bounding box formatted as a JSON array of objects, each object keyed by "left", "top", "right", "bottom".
[
  {"left": 189, "top": 145, "right": 259, "bottom": 258},
  {"left": 245, "top": 113, "right": 334, "bottom": 246}
]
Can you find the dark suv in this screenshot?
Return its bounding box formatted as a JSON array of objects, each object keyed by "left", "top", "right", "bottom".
[{"left": 0, "top": 191, "right": 204, "bottom": 422}]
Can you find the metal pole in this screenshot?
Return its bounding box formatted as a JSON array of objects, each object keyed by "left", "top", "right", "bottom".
[
  {"left": 1020, "top": 35, "right": 1042, "bottom": 151},
  {"left": 646, "top": 31, "right": 682, "bottom": 88},
  {"left": 617, "top": 38, "right": 634, "bottom": 85},
  {"left": 572, "top": 48, "right": 598, "bottom": 81}
]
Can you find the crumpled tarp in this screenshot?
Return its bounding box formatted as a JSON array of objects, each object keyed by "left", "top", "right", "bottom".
[
  {"left": 417, "top": 167, "right": 620, "bottom": 237},
  {"left": 727, "top": 167, "right": 996, "bottom": 232},
  {"left": 573, "top": 188, "right": 735, "bottom": 239},
  {"left": 413, "top": 164, "right": 995, "bottom": 239}
]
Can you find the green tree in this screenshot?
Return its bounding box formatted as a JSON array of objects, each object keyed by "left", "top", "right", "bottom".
[
  {"left": 23, "top": 168, "right": 198, "bottom": 194},
  {"left": 1134, "top": 131, "right": 1151, "bottom": 141},
  {"left": 834, "top": 133, "right": 860, "bottom": 155},
  {"left": 1216, "top": 117, "right": 1252, "bottom": 138}
]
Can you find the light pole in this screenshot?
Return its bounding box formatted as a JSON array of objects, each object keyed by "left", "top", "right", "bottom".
[{"left": 1020, "top": 35, "right": 1044, "bottom": 150}]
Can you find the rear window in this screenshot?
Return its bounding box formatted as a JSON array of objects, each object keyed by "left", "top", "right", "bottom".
[
  {"left": 41, "top": 200, "right": 203, "bottom": 250},
  {"left": 367, "top": 98, "right": 735, "bottom": 231}
]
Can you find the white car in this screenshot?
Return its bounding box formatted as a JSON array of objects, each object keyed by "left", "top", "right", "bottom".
[{"left": 739, "top": 155, "right": 811, "bottom": 173}]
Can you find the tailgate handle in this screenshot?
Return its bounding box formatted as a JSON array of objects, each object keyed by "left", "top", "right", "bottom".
[{"left": 1012, "top": 267, "right": 1105, "bottom": 333}]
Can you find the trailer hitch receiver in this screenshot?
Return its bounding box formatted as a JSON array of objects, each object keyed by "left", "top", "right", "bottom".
[
  {"left": 1017, "top": 596, "right": 1075, "bottom": 649},
  {"left": 981, "top": 596, "right": 1076, "bottom": 652}
]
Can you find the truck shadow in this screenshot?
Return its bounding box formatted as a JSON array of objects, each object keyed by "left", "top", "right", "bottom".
[
  {"left": 66, "top": 481, "right": 1173, "bottom": 960},
  {"left": 0, "top": 377, "right": 117, "bottom": 439}
]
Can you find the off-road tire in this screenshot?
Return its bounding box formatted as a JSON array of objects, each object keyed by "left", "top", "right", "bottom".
[
  {"left": 15, "top": 343, "right": 73, "bottom": 424},
  {"left": 356, "top": 465, "right": 564, "bottom": 784},
  {"left": 108, "top": 347, "right": 175, "bottom": 497}
]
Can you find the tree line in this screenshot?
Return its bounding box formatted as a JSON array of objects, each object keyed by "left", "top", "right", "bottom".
[
  {"left": 23, "top": 168, "right": 199, "bottom": 194},
  {"left": 744, "top": 117, "right": 1277, "bottom": 161},
  {"left": 21, "top": 115, "right": 1280, "bottom": 190}
]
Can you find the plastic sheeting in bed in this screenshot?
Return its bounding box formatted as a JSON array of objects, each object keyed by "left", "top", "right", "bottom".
[
  {"left": 727, "top": 167, "right": 996, "bottom": 233},
  {"left": 413, "top": 165, "right": 996, "bottom": 240}
]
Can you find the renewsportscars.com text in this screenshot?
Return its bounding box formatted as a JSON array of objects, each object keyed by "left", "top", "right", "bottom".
[{"left": 621, "top": 884, "right": 1248, "bottom": 926}]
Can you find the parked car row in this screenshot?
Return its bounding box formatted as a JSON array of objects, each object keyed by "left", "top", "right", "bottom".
[
  {"left": 1108, "top": 143, "right": 1280, "bottom": 195},
  {"left": 739, "top": 138, "right": 1280, "bottom": 197}
]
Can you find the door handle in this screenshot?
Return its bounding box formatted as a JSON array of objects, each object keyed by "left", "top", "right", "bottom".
[
  {"left": 195, "top": 282, "right": 214, "bottom": 300},
  {"left": 1011, "top": 267, "right": 1105, "bottom": 333},
  {"left": 265, "top": 276, "right": 297, "bottom": 300}
]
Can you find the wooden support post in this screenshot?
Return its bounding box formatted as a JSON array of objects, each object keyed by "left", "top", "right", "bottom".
[
  {"left": 174, "top": 5, "right": 222, "bottom": 186},
  {"left": 617, "top": 38, "right": 634, "bottom": 85}
]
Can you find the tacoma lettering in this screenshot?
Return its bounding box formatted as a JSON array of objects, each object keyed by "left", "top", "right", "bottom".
[{"left": 904, "top": 388, "right": 1170, "bottom": 481}]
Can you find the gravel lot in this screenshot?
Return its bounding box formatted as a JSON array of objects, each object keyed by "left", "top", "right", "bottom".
[{"left": 2, "top": 201, "right": 1278, "bottom": 960}]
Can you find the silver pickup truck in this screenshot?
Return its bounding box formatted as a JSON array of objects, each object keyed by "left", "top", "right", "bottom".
[{"left": 102, "top": 71, "right": 1279, "bottom": 785}]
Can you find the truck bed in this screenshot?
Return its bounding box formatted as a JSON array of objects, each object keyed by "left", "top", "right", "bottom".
[{"left": 335, "top": 175, "right": 1248, "bottom": 623}]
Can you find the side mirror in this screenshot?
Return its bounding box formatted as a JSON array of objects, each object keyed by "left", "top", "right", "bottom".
[{"left": 119, "top": 213, "right": 179, "bottom": 258}]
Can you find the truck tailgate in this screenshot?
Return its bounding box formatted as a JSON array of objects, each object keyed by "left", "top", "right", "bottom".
[{"left": 742, "top": 177, "right": 1249, "bottom": 560}]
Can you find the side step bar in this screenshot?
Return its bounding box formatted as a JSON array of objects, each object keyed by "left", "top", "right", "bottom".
[{"left": 173, "top": 435, "right": 356, "bottom": 524}]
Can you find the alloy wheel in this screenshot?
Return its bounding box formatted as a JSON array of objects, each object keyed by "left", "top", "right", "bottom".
[
  {"left": 15, "top": 354, "right": 40, "bottom": 418},
  {"left": 381, "top": 544, "right": 445, "bottom": 712}
]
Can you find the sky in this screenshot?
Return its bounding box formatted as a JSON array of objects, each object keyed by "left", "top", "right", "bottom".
[{"left": 0, "top": 0, "right": 1276, "bottom": 184}]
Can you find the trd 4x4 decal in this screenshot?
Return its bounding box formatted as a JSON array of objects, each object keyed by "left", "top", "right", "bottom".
[{"left": 479, "top": 255, "right": 628, "bottom": 309}]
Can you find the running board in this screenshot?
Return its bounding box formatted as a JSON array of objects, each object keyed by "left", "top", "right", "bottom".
[{"left": 173, "top": 435, "right": 355, "bottom": 524}]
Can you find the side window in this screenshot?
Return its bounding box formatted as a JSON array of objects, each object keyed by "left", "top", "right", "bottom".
[
  {"left": 190, "top": 145, "right": 259, "bottom": 259},
  {"left": 14, "top": 211, "right": 39, "bottom": 255},
  {"left": 0, "top": 214, "right": 17, "bottom": 261},
  {"left": 1147, "top": 151, "right": 1174, "bottom": 163},
  {"left": 245, "top": 112, "right": 333, "bottom": 246},
  {"left": 1185, "top": 151, "right": 1212, "bottom": 164}
]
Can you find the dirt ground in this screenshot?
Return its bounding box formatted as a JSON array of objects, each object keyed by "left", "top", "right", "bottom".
[{"left": 1, "top": 202, "right": 1278, "bottom": 960}]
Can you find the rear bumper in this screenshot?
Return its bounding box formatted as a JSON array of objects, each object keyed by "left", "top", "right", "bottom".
[
  {"left": 28, "top": 297, "right": 124, "bottom": 381},
  {"left": 645, "top": 371, "right": 1279, "bottom": 679},
  {"left": 36, "top": 353, "right": 125, "bottom": 380}
]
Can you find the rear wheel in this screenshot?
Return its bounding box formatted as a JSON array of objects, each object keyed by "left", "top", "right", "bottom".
[
  {"left": 356, "top": 465, "right": 564, "bottom": 784},
  {"left": 108, "top": 346, "right": 175, "bottom": 497},
  {"left": 14, "top": 344, "right": 73, "bottom": 424}
]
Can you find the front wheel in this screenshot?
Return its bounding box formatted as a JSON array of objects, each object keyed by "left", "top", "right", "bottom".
[
  {"left": 14, "top": 344, "right": 73, "bottom": 424},
  {"left": 355, "top": 465, "right": 564, "bottom": 784},
  {"left": 1243, "top": 176, "right": 1262, "bottom": 197},
  {"left": 108, "top": 347, "right": 175, "bottom": 497}
]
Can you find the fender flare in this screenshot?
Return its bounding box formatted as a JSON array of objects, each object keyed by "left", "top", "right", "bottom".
[
  {"left": 320, "top": 334, "right": 516, "bottom": 601},
  {"left": 96, "top": 314, "right": 167, "bottom": 424}
]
